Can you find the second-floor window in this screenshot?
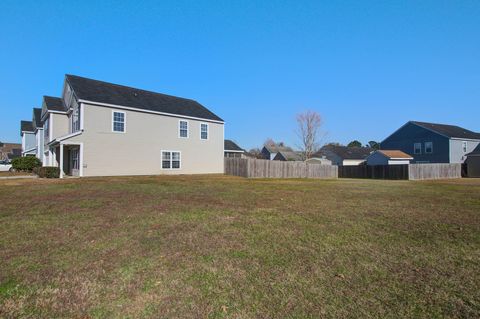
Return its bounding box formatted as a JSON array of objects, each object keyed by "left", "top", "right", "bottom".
[
  {"left": 179, "top": 120, "right": 188, "bottom": 138},
  {"left": 71, "top": 101, "right": 80, "bottom": 133},
  {"left": 112, "top": 111, "right": 125, "bottom": 133},
  {"left": 463, "top": 141, "right": 468, "bottom": 153},
  {"left": 200, "top": 123, "right": 208, "bottom": 140},
  {"left": 425, "top": 142, "right": 433, "bottom": 154},
  {"left": 44, "top": 118, "right": 49, "bottom": 142},
  {"left": 414, "top": 143, "right": 422, "bottom": 155}
]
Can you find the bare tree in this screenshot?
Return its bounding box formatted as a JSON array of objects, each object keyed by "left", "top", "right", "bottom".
[{"left": 296, "top": 110, "right": 324, "bottom": 160}]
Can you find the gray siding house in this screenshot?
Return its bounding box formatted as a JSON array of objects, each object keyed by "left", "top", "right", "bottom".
[
  {"left": 20, "top": 121, "right": 36, "bottom": 156},
  {"left": 381, "top": 121, "right": 480, "bottom": 164},
  {"left": 21, "top": 74, "right": 225, "bottom": 177},
  {"left": 224, "top": 140, "right": 246, "bottom": 158},
  {"left": 313, "top": 145, "right": 373, "bottom": 166}
]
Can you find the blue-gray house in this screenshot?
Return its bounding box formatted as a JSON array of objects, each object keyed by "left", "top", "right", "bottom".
[{"left": 381, "top": 121, "right": 480, "bottom": 164}]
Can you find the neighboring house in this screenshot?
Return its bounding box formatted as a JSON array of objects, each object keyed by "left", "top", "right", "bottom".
[
  {"left": 465, "top": 144, "right": 480, "bottom": 177},
  {"left": 273, "top": 150, "right": 303, "bottom": 161},
  {"left": 24, "top": 74, "right": 225, "bottom": 178},
  {"left": 305, "top": 157, "right": 332, "bottom": 165},
  {"left": 381, "top": 121, "right": 480, "bottom": 164},
  {"left": 32, "top": 108, "right": 44, "bottom": 161},
  {"left": 224, "top": 140, "right": 246, "bottom": 158},
  {"left": 20, "top": 120, "right": 36, "bottom": 156},
  {"left": 0, "top": 142, "right": 22, "bottom": 161},
  {"left": 366, "top": 150, "right": 413, "bottom": 166},
  {"left": 261, "top": 143, "right": 295, "bottom": 160},
  {"left": 314, "top": 145, "right": 373, "bottom": 166}
]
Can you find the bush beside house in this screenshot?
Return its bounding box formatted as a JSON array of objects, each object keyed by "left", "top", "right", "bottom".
[
  {"left": 33, "top": 167, "right": 60, "bottom": 178},
  {"left": 11, "top": 157, "right": 42, "bottom": 172}
]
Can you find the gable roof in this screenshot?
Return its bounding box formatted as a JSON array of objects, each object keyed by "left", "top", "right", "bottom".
[
  {"left": 376, "top": 150, "right": 413, "bottom": 159},
  {"left": 466, "top": 144, "right": 480, "bottom": 157},
  {"left": 33, "top": 108, "right": 42, "bottom": 129},
  {"left": 20, "top": 120, "right": 34, "bottom": 133},
  {"left": 65, "top": 74, "right": 223, "bottom": 122},
  {"left": 43, "top": 96, "right": 67, "bottom": 112},
  {"left": 274, "top": 150, "right": 303, "bottom": 161},
  {"left": 224, "top": 140, "right": 244, "bottom": 152},
  {"left": 411, "top": 121, "right": 480, "bottom": 140},
  {"left": 316, "top": 145, "right": 373, "bottom": 160},
  {"left": 263, "top": 144, "right": 294, "bottom": 154}
]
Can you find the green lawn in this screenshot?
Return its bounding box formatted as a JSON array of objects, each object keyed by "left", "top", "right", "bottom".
[{"left": 0, "top": 175, "right": 479, "bottom": 318}]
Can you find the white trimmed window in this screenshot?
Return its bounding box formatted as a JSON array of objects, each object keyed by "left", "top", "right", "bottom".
[
  {"left": 179, "top": 120, "right": 188, "bottom": 138},
  {"left": 44, "top": 118, "right": 49, "bottom": 142},
  {"left": 71, "top": 100, "right": 80, "bottom": 133},
  {"left": 463, "top": 141, "right": 468, "bottom": 153},
  {"left": 200, "top": 123, "right": 208, "bottom": 140},
  {"left": 162, "top": 151, "right": 181, "bottom": 169},
  {"left": 414, "top": 143, "right": 422, "bottom": 155},
  {"left": 112, "top": 111, "right": 125, "bottom": 132},
  {"left": 425, "top": 142, "right": 433, "bottom": 154}
]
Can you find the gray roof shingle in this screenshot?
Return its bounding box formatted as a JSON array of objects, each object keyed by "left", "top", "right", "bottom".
[
  {"left": 43, "top": 96, "right": 67, "bottom": 112},
  {"left": 315, "top": 145, "right": 373, "bottom": 160},
  {"left": 412, "top": 121, "right": 480, "bottom": 140},
  {"left": 224, "top": 140, "right": 244, "bottom": 152},
  {"left": 66, "top": 74, "right": 223, "bottom": 122},
  {"left": 20, "top": 120, "right": 34, "bottom": 134},
  {"left": 33, "top": 108, "right": 42, "bottom": 129}
]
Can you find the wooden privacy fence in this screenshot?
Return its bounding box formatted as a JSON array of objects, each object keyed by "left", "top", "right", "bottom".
[
  {"left": 224, "top": 158, "right": 338, "bottom": 179},
  {"left": 408, "top": 163, "right": 462, "bottom": 180},
  {"left": 339, "top": 163, "right": 462, "bottom": 180},
  {"left": 338, "top": 165, "right": 409, "bottom": 180}
]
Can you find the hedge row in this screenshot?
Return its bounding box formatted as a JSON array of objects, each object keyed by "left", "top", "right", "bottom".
[{"left": 33, "top": 167, "right": 60, "bottom": 178}]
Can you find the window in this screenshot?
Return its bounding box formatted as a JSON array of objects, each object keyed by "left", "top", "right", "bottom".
[
  {"left": 463, "top": 141, "right": 468, "bottom": 153},
  {"left": 179, "top": 120, "right": 188, "bottom": 138},
  {"left": 425, "top": 142, "right": 433, "bottom": 154},
  {"left": 112, "top": 111, "right": 125, "bottom": 132},
  {"left": 71, "top": 100, "right": 80, "bottom": 133},
  {"left": 200, "top": 123, "right": 208, "bottom": 140},
  {"left": 64, "top": 84, "right": 73, "bottom": 108},
  {"left": 162, "top": 151, "right": 181, "bottom": 169},
  {"left": 44, "top": 118, "right": 49, "bottom": 142},
  {"left": 414, "top": 143, "right": 422, "bottom": 155}
]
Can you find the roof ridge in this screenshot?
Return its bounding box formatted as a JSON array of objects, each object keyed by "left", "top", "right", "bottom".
[{"left": 66, "top": 74, "right": 199, "bottom": 104}]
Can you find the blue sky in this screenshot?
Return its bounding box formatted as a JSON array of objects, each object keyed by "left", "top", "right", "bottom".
[{"left": 1, "top": 0, "right": 479, "bottom": 149}]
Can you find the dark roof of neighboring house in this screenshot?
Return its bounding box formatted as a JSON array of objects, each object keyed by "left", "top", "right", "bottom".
[
  {"left": 65, "top": 74, "right": 223, "bottom": 122},
  {"left": 411, "top": 121, "right": 480, "bottom": 140},
  {"left": 33, "top": 108, "right": 42, "bottom": 128},
  {"left": 376, "top": 150, "right": 413, "bottom": 159},
  {"left": 263, "top": 144, "right": 294, "bottom": 153},
  {"left": 467, "top": 144, "right": 480, "bottom": 157},
  {"left": 224, "top": 140, "right": 244, "bottom": 152},
  {"left": 316, "top": 145, "right": 373, "bottom": 160},
  {"left": 274, "top": 151, "right": 303, "bottom": 161},
  {"left": 20, "top": 120, "right": 34, "bottom": 133},
  {"left": 43, "top": 96, "right": 67, "bottom": 112}
]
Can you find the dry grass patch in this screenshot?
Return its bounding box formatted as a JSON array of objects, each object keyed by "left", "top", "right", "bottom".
[{"left": 0, "top": 175, "right": 479, "bottom": 318}]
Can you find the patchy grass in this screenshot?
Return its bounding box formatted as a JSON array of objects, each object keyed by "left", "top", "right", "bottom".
[
  {"left": 0, "top": 171, "right": 34, "bottom": 177},
  {"left": 0, "top": 175, "right": 479, "bottom": 318}
]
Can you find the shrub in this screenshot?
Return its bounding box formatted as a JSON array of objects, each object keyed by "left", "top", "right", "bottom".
[
  {"left": 11, "top": 156, "right": 42, "bottom": 171},
  {"left": 34, "top": 166, "right": 60, "bottom": 178}
]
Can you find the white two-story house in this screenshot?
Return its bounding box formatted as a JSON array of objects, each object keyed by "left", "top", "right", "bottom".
[{"left": 37, "top": 74, "right": 224, "bottom": 177}]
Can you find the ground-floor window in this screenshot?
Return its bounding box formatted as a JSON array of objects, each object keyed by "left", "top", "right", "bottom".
[{"left": 162, "top": 151, "right": 181, "bottom": 169}]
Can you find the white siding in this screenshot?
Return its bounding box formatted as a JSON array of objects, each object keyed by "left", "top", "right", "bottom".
[{"left": 65, "top": 103, "right": 224, "bottom": 176}]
